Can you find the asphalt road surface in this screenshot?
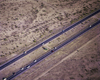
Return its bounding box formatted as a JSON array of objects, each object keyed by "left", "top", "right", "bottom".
[
  {"left": 6, "top": 20, "right": 100, "bottom": 80},
  {"left": 0, "top": 9, "right": 100, "bottom": 71}
]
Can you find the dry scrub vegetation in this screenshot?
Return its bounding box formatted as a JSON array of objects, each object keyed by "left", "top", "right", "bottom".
[
  {"left": 13, "top": 24, "right": 100, "bottom": 80},
  {"left": 0, "top": 0, "right": 100, "bottom": 64},
  {"left": 0, "top": 0, "right": 100, "bottom": 63},
  {"left": 37, "top": 34, "right": 100, "bottom": 80},
  {"left": 0, "top": 0, "right": 100, "bottom": 80}
]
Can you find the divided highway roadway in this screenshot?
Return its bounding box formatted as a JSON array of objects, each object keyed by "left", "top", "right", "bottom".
[
  {"left": 7, "top": 20, "right": 100, "bottom": 80},
  {"left": 0, "top": 9, "right": 100, "bottom": 71}
]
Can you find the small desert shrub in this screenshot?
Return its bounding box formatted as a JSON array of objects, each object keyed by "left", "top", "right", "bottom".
[
  {"left": 16, "top": 46, "right": 18, "bottom": 47},
  {"left": 4, "top": 38, "right": 7, "bottom": 41},
  {"left": 1, "top": 55, "right": 4, "bottom": 57},
  {"left": 35, "top": 29, "right": 39, "bottom": 31},
  {"left": 45, "top": 28, "right": 49, "bottom": 31},
  {"left": 70, "top": 20, "right": 74, "bottom": 24},
  {"left": 57, "top": 16, "right": 63, "bottom": 21},
  {"left": 15, "top": 25, "right": 18, "bottom": 28},
  {"left": 49, "top": 30, "right": 52, "bottom": 33},
  {"left": 33, "top": 40, "right": 36, "bottom": 42},
  {"left": 70, "top": 77, "right": 74, "bottom": 79}
]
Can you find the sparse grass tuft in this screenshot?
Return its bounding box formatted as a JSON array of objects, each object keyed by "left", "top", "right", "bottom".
[
  {"left": 33, "top": 40, "right": 36, "bottom": 42},
  {"left": 4, "top": 38, "right": 7, "bottom": 41},
  {"left": 45, "top": 28, "right": 49, "bottom": 31},
  {"left": 70, "top": 77, "right": 74, "bottom": 79},
  {"left": 57, "top": 16, "right": 63, "bottom": 21},
  {"left": 49, "top": 30, "right": 52, "bottom": 33},
  {"left": 15, "top": 25, "right": 18, "bottom": 28}
]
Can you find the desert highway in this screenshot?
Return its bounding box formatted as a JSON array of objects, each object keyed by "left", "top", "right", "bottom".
[
  {"left": 0, "top": 9, "right": 100, "bottom": 70},
  {"left": 7, "top": 20, "right": 100, "bottom": 80}
]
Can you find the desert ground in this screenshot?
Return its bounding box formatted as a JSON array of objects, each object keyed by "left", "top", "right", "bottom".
[
  {"left": 0, "top": 0, "right": 100, "bottom": 80},
  {"left": 12, "top": 24, "right": 100, "bottom": 80}
]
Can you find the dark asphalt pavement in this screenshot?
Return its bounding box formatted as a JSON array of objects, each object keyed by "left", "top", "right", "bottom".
[
  {"left": 0, "top": 9, "right": 100, "bottom": 70},
  {"left": 7, "top": 20, "right": 100, "bottom": 80}
]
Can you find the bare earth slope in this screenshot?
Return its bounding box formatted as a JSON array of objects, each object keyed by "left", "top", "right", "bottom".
[
  {"left": 35, "top": 26, "right": 100, "bottom": 80},
  {"left": 37, "top": 35, "right": 100, "bottom": 80},
  {"left": 13, "top": 24, "right": 100, "bottom": 80},
  {"left": 0, "top": 0, "right": 100, "bottom": 64},
  {"left": 0, "top": 0, "right": 100, "bottom": 80}
]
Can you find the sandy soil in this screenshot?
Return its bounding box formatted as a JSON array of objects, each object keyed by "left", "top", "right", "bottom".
[
  {"left": 0, "top": 12, "right": 99, "bottom": 80},
  {"left": 12, "top": 24, "right": 100, "bottom": 80},
  {"left": 0, "top": 0, "right": 100, "bottom": 80},
  {"left": 0, "top": 0, "right": 100, "bottom": 64},
  {"left": 36, "top": 32, "right": 100, "bottom": 80}
]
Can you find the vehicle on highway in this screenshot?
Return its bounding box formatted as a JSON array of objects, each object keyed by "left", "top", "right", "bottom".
[
  {"left": 42, "top": 43, "right": 44, "bottom": 45},
  {"left": 12, "top": 72, "right": 16, "bottom": 75},
  {"left": 54, "top": 47, "right": 57, "bottom": 49},
  {"left": 3, "top": 78, "right": 7, "bottom": 80},
  {"left": 51, "top": 50, "right": 54, "bottom": 52},
  {"left": 0, "top": 10, "right": 99, "bottom": 72},
  {"left": 23, "top": 51, "right": 26, "bottom": 54},
  {"left": 34, "top": 60, "right": 37, "bottom": 62},
  {"left": 3, "top": 10, "right": 100, "bottom": 80},
  {"left": 62, "top": 30, "right": 64, "bottom": 32},
  {"left": 27, "top": 65, "right": 30, "bottom": 68},
  {"left": 21, "top": 67, "right": 24, "bottom": 70}
]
